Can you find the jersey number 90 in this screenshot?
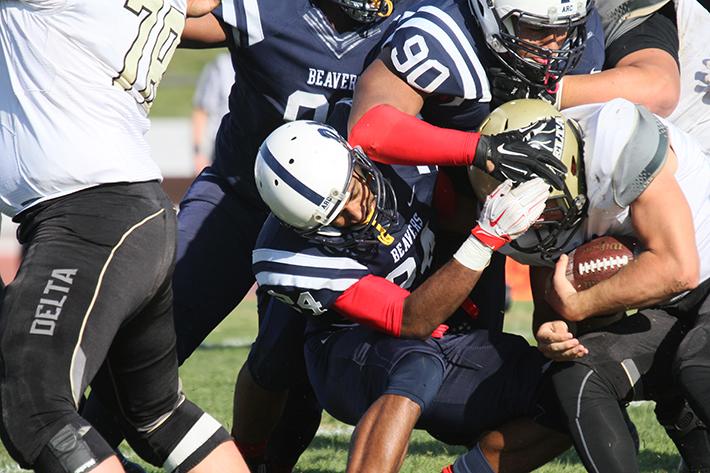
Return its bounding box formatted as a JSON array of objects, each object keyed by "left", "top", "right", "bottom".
[{"left": 391, "top": 35, "right": 450, "bottom": 94}]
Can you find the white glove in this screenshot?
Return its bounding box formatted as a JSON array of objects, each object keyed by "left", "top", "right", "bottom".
[{"left": 454, "top": 178, "right": 550, "bottom": 271}]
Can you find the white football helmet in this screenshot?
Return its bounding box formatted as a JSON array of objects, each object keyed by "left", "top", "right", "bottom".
[
  {"left": 254, "top": 120, "right": 398, "bottom": 249},
  {"left": 469, "top": 0, "right": 590, "bottom": 90},
  {"left": 469, "top": 99, "right": 587, "bottom": 262}
]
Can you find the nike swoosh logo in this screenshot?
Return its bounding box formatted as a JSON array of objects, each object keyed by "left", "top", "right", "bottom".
[
  {"left": 497, "top": 144, "right": 526, "bottom": 157},
  {"left": 489, "top": 209, "right": 507, "bottom": 227}
]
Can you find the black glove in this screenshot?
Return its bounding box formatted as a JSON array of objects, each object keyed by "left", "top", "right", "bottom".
[
  {"left": 489, "top": 68, "right": 556, "bottom": 109},
  {"left": 473, "top": 117, "right": 568, "bottom": 190}
]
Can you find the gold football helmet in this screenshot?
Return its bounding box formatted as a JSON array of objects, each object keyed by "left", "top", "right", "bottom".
[{"left": 468, "top": 99, "right": 587, "bottom": 260}]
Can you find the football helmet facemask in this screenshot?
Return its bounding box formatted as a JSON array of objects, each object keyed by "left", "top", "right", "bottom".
[
  {"left": 255, "top": 120, "right": 398, "bottom": 251},
  {"left": 328, "top": 0, "right": 395, "bottom": 23},
  {"left": 468, "top": 99, "right": 587, "bottom": 261},
  {"left": 469, "top": 0, "right": 590, "bottom": 90}
]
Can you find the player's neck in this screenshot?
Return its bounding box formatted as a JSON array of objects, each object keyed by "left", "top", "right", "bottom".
[{"left": 313, "top": 0, "right": 361, "bottom": 33}]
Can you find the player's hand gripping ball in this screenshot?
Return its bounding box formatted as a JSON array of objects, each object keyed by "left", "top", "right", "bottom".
[{"left": 565, "top": 236, "right": 640, "bottom": 290}]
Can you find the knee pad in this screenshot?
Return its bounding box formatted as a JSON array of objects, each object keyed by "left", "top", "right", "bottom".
[
  {"left": 33, "top": 422, "right": 114, "bottom": 473},
  {"left": 385, "top": 352, "right": 444, "bottom": 412},
  {"left": 657, "top": 398, "right": 707, "bottom": 436},
  {"left": 126, "top": 396, "right": 231, "bottom": 472}
]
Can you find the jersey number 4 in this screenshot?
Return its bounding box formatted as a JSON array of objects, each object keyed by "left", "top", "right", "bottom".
[{"left": 114, "top": 0, "right": 185, "bottom": 110}]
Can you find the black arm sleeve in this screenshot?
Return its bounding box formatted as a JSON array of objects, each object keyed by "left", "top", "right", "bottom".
[{"left": 604, "top": 11, "right": 679, "bottom": 70}]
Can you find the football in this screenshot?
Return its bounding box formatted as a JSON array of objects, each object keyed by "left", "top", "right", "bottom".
[{"left": 565, "top": 236, "right": 640, "bottom": 290}]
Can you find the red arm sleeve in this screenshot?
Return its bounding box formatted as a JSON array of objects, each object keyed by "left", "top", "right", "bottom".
[
  {"left": 332, "top": 274, "right": 408, "bottom": 337},
  {"left": 349, "top": 104, "right": 481, "bottom": 167}
]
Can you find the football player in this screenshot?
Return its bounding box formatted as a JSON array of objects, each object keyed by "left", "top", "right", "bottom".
[
  {"left": 469, "top": 98, "right": 710, "bottom": 473},
  {"left": 345, "top": 0, "right": 604, "bottom": 351},
  {"left": 251, "top": 119, "right": 552, "bottom": 473},
  {"left": 491, "top": 0, "right": 710, "bottom": 152},
  {"left": 82, "top": 1, "right": 423, "bottom": 470},
  {"left": 177, "top": 0, "right": 590, "bottom": 470},
  {"left": 0, "top": 1, "right": 248, "bottom": 473}
]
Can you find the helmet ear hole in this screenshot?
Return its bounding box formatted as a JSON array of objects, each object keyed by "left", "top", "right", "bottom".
[
  {"left": 274, "top": 179, "right": 279, "bottom": 186},
  {"left": 289, "top": 159, "right": 295, "bottom": 164}
]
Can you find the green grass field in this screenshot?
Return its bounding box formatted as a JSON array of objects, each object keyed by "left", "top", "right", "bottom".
[{"left": 0, "top": 300, "right": 681, "bottom": 472}]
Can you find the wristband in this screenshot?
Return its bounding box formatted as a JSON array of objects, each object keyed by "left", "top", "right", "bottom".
[
  {"left": 471, "top": 225, "right": 509, "bottom": 251},
  {"left": 453, "top": 234, "right": 492, "bottom": 271},
  {"left": 552, "top": 78, "right": 564, "bottom": 111}
]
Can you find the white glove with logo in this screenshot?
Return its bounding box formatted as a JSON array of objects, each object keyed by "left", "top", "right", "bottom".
[{"left": 454, "top": 178, "right": 550, "bottom": 270}]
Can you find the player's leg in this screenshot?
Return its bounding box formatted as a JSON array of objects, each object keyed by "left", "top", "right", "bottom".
[
  {"left": 347, "top": 394, "right": 421, "bottom": 473},
  {"left": 674, "top": 283, "right": 710, "bottom": 427},
  {"left": 305, "top": 327, "right": 445, "bottom": 472},
  {"left": 475, "top": 418, "right": 571, "bottom": 473},
  {"left": 548, "top": 310, "right": 685, "bottom": 473},
  {"left": 232, "top": 295, "right": 321, "bottom": 470},
  {"left": 264, "top": 374, "right": 322, "bottom": 471},
  {"left": 0, "top": 184, "right": 174, "bottom": 472},
  {"left": 420, "top": 330, "right": 563, "bottom": 473},
  {"left": 655, "top": 395, "right": 710, "bottom": 473},
  {"left": 94, "top": 197, "right": 245, "bottom": 472},
  {"left": 173, "top": 169, "right": 268, "bottom": 362}
]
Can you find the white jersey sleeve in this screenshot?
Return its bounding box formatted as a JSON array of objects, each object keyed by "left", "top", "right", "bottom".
[
  {"left": 565, "top": 99, "right": 710, "bottom": 285},
  {"left": 0, "top": 0, "right": 186, "bottom": 216}
]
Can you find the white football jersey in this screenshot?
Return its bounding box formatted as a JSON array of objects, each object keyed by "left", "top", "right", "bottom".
[
  {"left": 505, "top": 100, "right": 710, "bottom": 286},
  {"left": 0, "top": 0, "right": 186, "bottom": 216},
  {"left": 666, "top": 0, "right": 710, "bottom": 153}
]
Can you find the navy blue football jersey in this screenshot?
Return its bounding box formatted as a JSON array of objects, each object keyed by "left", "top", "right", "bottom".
[
  {"left": 210, "top": 0, "right": 421, "bottom": 204},
  {"left": 253, "top": 163, "right": 438, "bottom": 330},
  {"left": 382, "top": 0, "right": 605, "bottom": 131}
]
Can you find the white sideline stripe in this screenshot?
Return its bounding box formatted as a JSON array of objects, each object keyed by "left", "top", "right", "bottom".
[
  {"left": 255, "top": 271, "right": 359, "bottom": 291},
  {"left": 163, "top": 414, "right": 222, "bottom": 472},
  {"left": 69, "top": 209, "right": 166, "bottom": 407},
  {"left": 253, "top": 248, "right": 367, "bottom": 270}
]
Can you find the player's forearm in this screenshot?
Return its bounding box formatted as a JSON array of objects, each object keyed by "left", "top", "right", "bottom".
[
  {"left": 182, "top": 14, "right": 227, "bottom": 46},
  {"left": 565, "top": 250, "right": 698, "bottom": 321},
  {"left": 401, "top": 259, "right": 483, "bottom": 339},
  {"left": 349, "top": 104, "right": 481, "bottom": 167},
  {"left": 186, "top": 0, "right": 220, "bottom": 18},
  {"left": 561, "top": 51, "right": 680, "bottom": 116}
]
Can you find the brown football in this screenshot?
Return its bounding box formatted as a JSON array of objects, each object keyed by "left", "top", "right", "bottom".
[{"left": 565, "top": 236, "right": 640, "bottom": 291}]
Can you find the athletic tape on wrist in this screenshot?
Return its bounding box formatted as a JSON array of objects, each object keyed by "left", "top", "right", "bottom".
[
  {"left": 554, "top": 78, "right": 564, "bottom": 111},
  {"left": 453, "top": 234, "right": 493, "bottom": 271}
]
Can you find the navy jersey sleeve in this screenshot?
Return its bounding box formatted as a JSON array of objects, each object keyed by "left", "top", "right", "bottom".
[
  {"left": 382, "top": 5, "right": 491, "bottom": 101},
  {"left": 253, "top": 219, "right": 371, "bottom": 317},
  {"left": 213, "top": 0, "right": 265, "bottom": 47},
  {"left": 569, "top": 8, "right": 606, "bottom": 75}
]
